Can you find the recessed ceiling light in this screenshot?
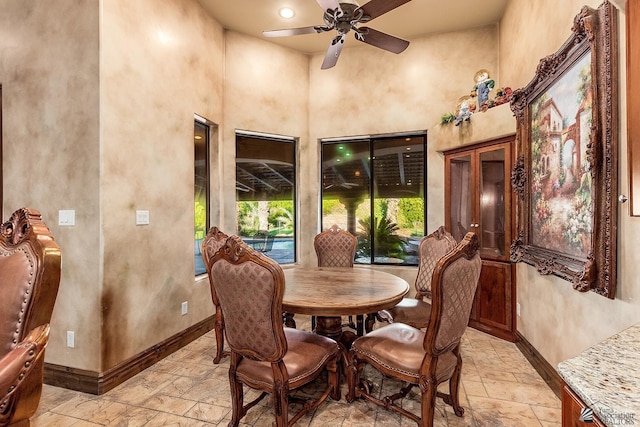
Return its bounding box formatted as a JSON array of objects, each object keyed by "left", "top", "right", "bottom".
[{"left": 279, "top": 7, "right": 295, "bottom": 19}]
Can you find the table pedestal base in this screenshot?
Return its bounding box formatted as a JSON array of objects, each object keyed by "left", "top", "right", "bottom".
[{"left": 315, "top": 316, "right": 357, "bottom": 349}]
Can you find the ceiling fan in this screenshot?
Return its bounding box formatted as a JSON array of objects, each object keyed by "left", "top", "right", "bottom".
[{"left": 263, "top": 0, "right": 412, "bottom": 69}]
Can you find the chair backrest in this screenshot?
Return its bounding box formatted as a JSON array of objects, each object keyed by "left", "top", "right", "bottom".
[
  {"left": 414, "top": 226, "right": 457, "bottom": 299},
  {"left": 209, "top": 236, "right": 287, "bottom": 361},
  {"left": 0, "top": 208, "right": 61, "bottom": 424},
  {"left": 201, "top": 226, "right": 229, "bottom": 305},
  {"left": 424, "top": 232, "right": 481, "bottom": 356},
  {"left": 314, "top": 224, "right": 357, "bottom": 267}
]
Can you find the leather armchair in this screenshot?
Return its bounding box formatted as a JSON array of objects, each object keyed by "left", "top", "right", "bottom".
[
  {"left": 209, "top": 236, "right": 340, "bottom": 426},
  {"left": 348, "top": 232, "right": 482, "bottom": 426},
  {"left": 0, "top": 208, "right": 61, "bottom": 426},
  {"left": 0, "top": 325, "right": 49, "bottom": 412},
  {"left": 201, "top": 226, "right": 230, "bottom": 364}
]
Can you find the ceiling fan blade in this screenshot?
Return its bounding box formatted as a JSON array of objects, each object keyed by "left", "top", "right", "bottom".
[
  {"left": 321, "top": 35, "right": 345, "bottom": 69},
  {"left": 263, "top": 26, "right": 325, "bottom": 38},
  {"left": 355, "top": 27, "right": 409, "bottom": 53},
  {"left": 357, "top": 0, "right": 412, "bottom": 21},
  {"left": 315, "top": 0, "right": 342, "bottom": 14}
]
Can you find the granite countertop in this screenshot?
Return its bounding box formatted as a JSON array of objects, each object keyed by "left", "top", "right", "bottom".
[{"left": 558, "top": 323, "right": 640, "bottom": 426}]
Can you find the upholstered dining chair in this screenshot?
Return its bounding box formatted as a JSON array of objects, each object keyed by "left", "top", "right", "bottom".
[
  {"left": 201, "top": 226, "right": 230, "bottom": 364},
  {"left": 209, "top": 235, "right": 340, "bottom": 426},
  {"left": 313, "top": 224, "right": 360, "bottom": 334},
  {"left": 0, "top": 208, "right": 62, "bottom": 426},
  {"left": 347, "top": 232, "right": 482, "bottom": 427},
  {"left": 366, "top": 225, "right": 456, "bottom": 332}
]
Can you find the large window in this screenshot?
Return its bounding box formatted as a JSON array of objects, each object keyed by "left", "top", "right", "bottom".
[
  {"left": 194, "top": 119, "right": 209, "bottom": 276},
  {"left": 321, "top": 133, "right": 426, "bottom": 265},
  {"left": 236, "top": 132, "right": 296, "bottom": 264}
]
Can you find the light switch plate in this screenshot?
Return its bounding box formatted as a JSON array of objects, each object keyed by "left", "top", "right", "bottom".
[
  {"left": 136, "top": 210, "right": 149, "bottom": 225},
  {"left": 58, "top": 210, "right": 75, "bottom": 226}
]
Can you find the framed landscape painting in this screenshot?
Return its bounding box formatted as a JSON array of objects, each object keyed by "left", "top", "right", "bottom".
[{"left": 510, "top": 1, "right": 618, "bottom": 298}]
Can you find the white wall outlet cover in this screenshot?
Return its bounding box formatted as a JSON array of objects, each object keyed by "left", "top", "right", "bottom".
[
  {"left": 136, "top": 210, "right": 150, "bottom": 225},
  {"left": 58, "top": 210, "right": 75, "bottom": 226}
]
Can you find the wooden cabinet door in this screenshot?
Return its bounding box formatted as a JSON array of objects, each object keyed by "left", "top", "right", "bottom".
[{"left": 469, "top": 259, "right": 515, "bottom": 341}]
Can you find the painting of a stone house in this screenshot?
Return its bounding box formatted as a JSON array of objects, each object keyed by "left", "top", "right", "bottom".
[{"left": 530, "top": 52, "right": 593, "bottom": 258}]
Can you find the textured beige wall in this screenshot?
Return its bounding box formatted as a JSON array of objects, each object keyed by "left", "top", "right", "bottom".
[
  {"left": 0, "top": 1, "right": 102, "bottom": 369},
  {"left": 500, "top": 0, "right": 639, "bottom": 367},
  {"left": 100, "top": 0, "right": 224, "bottom": 369}
]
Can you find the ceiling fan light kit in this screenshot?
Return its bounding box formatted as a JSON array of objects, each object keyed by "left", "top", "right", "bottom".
[{"left": 262, "top": 0, "right": 412, "bottom": 69}]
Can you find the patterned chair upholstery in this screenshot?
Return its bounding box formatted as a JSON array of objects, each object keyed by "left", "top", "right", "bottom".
[
  {"left": 348, "top": 232, "right": 482, "bottom": 426},
  {"left": 201, "top": 226, "right": 230, "bottom": 364},
  {"left": 313, "top": 225, "right": 361, "bottom": 334},
  {"left": 0, "top": 208, "right": 61, "bottom": 426},
  {"left": 209, "top": 236, "right": 340, "bottom": 426},
  {"left": 314, "top": 224, "right": 357, "bottom": 268},
  {"left": 369, "top": 225, "right": 456, "bottom": 331}
]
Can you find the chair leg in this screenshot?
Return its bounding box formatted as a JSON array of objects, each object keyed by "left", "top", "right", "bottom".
[
  {"left": 328, "top": 356, "right": 341, "bottom": 401},
  {"left": 213, "top": 311, "right": 225, "bottom": 364},
  {"left": 283, "top": 312, "right": 296, "bottom": 328},
  {"left": 356, "top": 314, "right": 364, "bottom": 336},
  {"left": 229, "top": 365, "right": 244, "bottom": 426},
  {"left": 346, "top": 352, "right": 362, "bottom": 402},
  {"left": 448, "top": 350, "right": 465, "bottom": 416},
  {"left": 273, "top": 382, "right": 289, "bottom": 427},
  {"left": 420, "top": 378, "right": 438, "bottom": 427},
  {"left": 364, "top": 313, "right": 377, "bottom": 333}
]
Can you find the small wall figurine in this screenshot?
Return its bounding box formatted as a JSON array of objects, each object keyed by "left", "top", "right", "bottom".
[
  {"left": 454, "top": 96, "right": 476, "bottom": 126},
  {"left": 470, "top": 69, "right": 495, "bottom": 110}
]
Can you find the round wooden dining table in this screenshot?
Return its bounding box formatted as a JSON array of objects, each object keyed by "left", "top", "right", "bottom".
[{"left": 282, "top": 266, "right": 409, "bottom": 347}]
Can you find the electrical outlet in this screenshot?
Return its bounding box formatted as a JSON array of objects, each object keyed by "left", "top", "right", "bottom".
[
  {"left": 67, "top": 331, "right": 75, "bottom": 348},
  {"left": 516, "top": 302, "right": 521, "bottom": 317},
  {"left": 181, "top": 301, "right": 188, "bottom": 316}
]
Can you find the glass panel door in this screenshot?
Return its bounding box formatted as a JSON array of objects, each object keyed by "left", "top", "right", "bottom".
[
  {"left": 479, "top": 148, "right": 506, "bottom": 257},
  {"left": 448, "top": 154, "right": 474, "bottom": 242},
  {"left": 371, "top": 136, "right": 425, "bottom": 264}
]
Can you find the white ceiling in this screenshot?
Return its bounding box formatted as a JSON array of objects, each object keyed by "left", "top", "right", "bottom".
[{"left": 197, "top": 0, "right": 509, "bottom": 54}]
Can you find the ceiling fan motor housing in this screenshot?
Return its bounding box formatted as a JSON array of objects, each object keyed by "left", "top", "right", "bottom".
[{"left": 324, "top": 3, "right": 370, "bottom": 35}]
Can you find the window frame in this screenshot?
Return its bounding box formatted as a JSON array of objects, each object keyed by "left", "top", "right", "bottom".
[
  {"left": 320, "top": 131, "right": 428, "bottom": 266},
  {"left": 235, "top": 130, "right": 297, "bottom": 265},
  {"left": 194, "top": 115, "right": 211, "bottom": 277}
]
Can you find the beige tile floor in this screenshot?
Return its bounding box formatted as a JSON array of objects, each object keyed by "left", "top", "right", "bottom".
[{"left": 32, "top": 316, "right": 561, "bottom": 426}]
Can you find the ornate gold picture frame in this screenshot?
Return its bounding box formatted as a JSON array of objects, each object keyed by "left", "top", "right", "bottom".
[{"left": 510, "top": 1, "right": 618, "bottom": 298}]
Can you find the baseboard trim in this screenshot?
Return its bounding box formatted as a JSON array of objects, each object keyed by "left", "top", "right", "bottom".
[
  {"left": 44, "top": 315, "right": 215, "bottom": 395},
  {"left": 515, "top": 331, "right": 562, "bottom": 399}
]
